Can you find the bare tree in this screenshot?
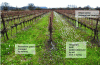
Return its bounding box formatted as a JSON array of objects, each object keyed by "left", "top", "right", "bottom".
[
  {"left": 95, "top": 7, "right": 100, "bottom": 10},
  {"left": 84, "top": 5, "right": 91, "bottom": 10},
  {"left": 1, "top": 2, "right": 9, "bottom": 11},
  {"left": 28, "top": 3, "right": 35, "bottom": 10}
]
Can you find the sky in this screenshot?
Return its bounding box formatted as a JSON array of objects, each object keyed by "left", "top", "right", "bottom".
[{"left": 0, "top": 0, "right": 100, "bottom": 8}]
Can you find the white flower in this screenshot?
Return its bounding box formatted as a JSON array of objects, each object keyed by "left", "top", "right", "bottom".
[{"left": 6, "top": 48, "right": 9, "bottom": 49}]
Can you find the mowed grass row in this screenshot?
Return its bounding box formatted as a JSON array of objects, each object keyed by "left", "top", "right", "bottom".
[
  {"left": 1, "top": 12, "right": 51, "bottom": 65},
  {"left": 47, "top": 12, "right": 100, "bottom": 65}
]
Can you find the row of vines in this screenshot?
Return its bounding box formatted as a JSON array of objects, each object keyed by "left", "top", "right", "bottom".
[
  {"left": 1, "top": 10, "right": 51, "bottom": 40},
  {"left": 54, "top": 10, "right": 100, "bottom": 45}
]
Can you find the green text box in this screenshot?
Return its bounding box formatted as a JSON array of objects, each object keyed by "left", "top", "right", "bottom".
[
  {"left": 15, "top": 44, "right": 35, "bottom": 54},
  {"left": 66, "top": 42, "right": 86, "bottom": 58}
]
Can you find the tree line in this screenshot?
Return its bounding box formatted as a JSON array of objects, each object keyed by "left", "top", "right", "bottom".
[
  {"left": 1, "top": 2, "right": 100, "bottom": 11},
  {"left": 1, "top": 2, "right": 42, "bottom": 11}
]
